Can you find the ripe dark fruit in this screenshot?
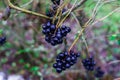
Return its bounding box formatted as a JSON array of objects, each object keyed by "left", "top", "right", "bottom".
[
  {"left": 59, "top": 53, "right": 65, "bottom": 58},
  {"left": 71, "top": 56, "right": 76, "bottom": 61},
  {"left": 76, "top": 53, "right": 80, "bottom": 57},
  {"left": 56, "top": 68, "right": 62, "bottom": 73},
  {"left": 42, "top": 21, "right": 71, "bottom": 46},
  {"left": 65, "top": 63, "right": 70, "bottom": 68},
  {"left": 43, "top": 0, "right": 71, "bottom": 46},
  {"left": 82, "top": 57, "right": 96, "bottom": 71},
  {"left": 50, "top": 25, "right": 56, "bottom": 30},
  {"left": 53, "top": 51, "right": 80, "bottom": 73},
  {"left": 53, "top": 63, "right": 58, "bottom": 68},
  {"left": 45, "top": 36, "right": 51, "bottom": 43},
  {"left": 0, "top": 36, "right": 6, "bottom": 45},
  {"left": 66, "top": 57, "right": 71, "bottom": 62},
  {"left": 94, "top": 67, "right": 104, "bottom": 78}
]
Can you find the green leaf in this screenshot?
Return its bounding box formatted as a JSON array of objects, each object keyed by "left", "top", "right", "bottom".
[
  {"left": 30, "top": 66, "right": 39, "bottom": 72},
  {"left": 0, "top": 29, "right": 3, "bottom": 34},
  {"left": 109, "top": 34, "right": 117, "bottom": 41}
]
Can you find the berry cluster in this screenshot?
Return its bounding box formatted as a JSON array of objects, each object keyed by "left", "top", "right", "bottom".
[
  {"left": 94, "top": 67, "right": 104, "bottom": 78},
  {"left": 82, "top": 57, "right": 104, "bottom": 78},
  {"left": 0, "top": 36, "right": 6, "bottom": 45},
  {"left": 42, "top": 0, "right": 69, "bottom": 46},
  {"left": 42, "top": 21, "right": 71, "bottom": 46},
  {"left": 53, "top": 51, "right": 80, "bottom": 73},
  {"left": 82, "top": 57, "right": 96, "bottom": 71}
]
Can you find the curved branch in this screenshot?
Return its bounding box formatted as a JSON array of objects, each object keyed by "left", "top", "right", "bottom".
[
  {"left": 7, "top": 0, "right": 50, "bottom": 19},
  {"left": 6, "top": 0, "right": 87, "bottom": 19}
]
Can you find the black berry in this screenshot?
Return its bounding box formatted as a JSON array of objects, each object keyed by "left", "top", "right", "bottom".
[
  {"left": 82, "top": 57, "right": 96, "bottom": 71},
  {"left": 53, "top": 51, "right": 80, "bottom": 73},
  {"left": 94, "top": 67, "right": 104, "bottom": 78},
  {"left": 0, "top": 36, "right": 6, "bottom": 45},
  {"left": 42, "top": 21, "right": 71, "bottom": 46}
]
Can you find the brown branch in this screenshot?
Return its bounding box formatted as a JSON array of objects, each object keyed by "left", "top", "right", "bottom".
[
  {"left": 6, "top": 0, "right": 87, "bottom": 19},
  {"left": 6, "top": 0, "right": 50, "bottom": 19},
  {"left": 61, "top": 0, "right": 87, "bottom": 17}
]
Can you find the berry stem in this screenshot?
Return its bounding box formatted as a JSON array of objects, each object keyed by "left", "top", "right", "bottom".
[
  {"left": 57, "top": 0, "right": 78, "bottom": 27},
  {"left": 52, "top": 3, "right": 66, "bottom": 23},
  {"left": 71, "top": 12, "right": 90, "bottom": 57},
  {"left": 68, "top": 18, "right": 92, "bottom": 53},
  {"left": 55, "top": 0, "right": 87, "bottom": 20},
  {"left": 7, "top": 0, "right": 50, "bottom": 19},
  {"left": 68, "top": 28, "right": 85, "bottom": 52}
]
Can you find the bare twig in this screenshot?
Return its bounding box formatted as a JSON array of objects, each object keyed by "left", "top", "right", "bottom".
[
  {"left": 57, "top": 0, "right": 78, "bottom": 27},
  {"left": 91, "top": 7, "right": 120, "bottom": 26},
  {"left": 72, "top": 0, "right": 87, "bottom": 11},
  {"left": 88, "top": 0, "right": 116, "bottom": 26},
  {"left": 107, "top": 60, "right": 120, "bottom": 65},
  {"left": 71, "top": 12, "right": 90, "bottom": 56},
  {"left": 6, "top": 0, "right": 87, "bottom": 19},
  {"left": 68, "top": 0, "right": 114, "bottom": 52},
  {"left": 87, "top": 0, "right": 102, "bottom": 26},
  {"left": 61, "top": 0, "right": 87, "bottom": 17},
  {"left": 6, "top": 0, "right": 50, "bottom": 19}
]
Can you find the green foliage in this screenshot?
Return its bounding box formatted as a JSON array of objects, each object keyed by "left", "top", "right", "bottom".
[{"left": 0, "top": 29, "right": 3, "bottom": 34}]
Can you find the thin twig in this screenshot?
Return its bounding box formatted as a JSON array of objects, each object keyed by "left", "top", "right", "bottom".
[
  {"left": 88, "top": 0, "right": 117, "bottom": 26},
  {"left": 71, "top": 12, "right": 90, "bottom": 56},
  {"left": 57, "top": 0, "right": 78, "bottom": 27},
  {"left": 72, "top": 0, "right": 87, "bottom": 11},
  {"left": 61, "top": 0, "right": 87, "bottom": 19},
  {"left": 87, "top": 0, "right": 102, "bottom": 26},
  {"left": 91, "top": 7, "right": 120, "bottom": 26},
  {"left": 7, "top": 0, "right": 50, "bottom": 19},
  {"left": 6, "top": 0, "right": 87, "bottom": 19},
  {"left": 68, "top": 0, "right": 114, "bottom": 52},
  {"left": 107, "top": 60, "right": 120, "bottom": 65}
]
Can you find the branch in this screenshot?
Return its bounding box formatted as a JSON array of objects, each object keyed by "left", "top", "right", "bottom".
[
  {"left": 107, "top": 60, "right": 120, "bottom": 65},
  {"left": 6, "top": 0, "right": 50, "bottom": 19},
  {"left": 6, "top": 0, "right": 87, "bottom": 19},
  {"left": 72, "top": 0, "right": 87, "bottom": 11},
  {"left": 71, "top": 12, "right": 90, "bottom": 56},
  {"left": 62, "top": 0, "right": 87, "bottom": 17},
  {"left": 91, "top": 7, "right": 120, "bottom": 26}
]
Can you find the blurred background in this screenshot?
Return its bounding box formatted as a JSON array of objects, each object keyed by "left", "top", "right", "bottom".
[{"left": 0, "top": 0, "right": 120, "bottom": 80}]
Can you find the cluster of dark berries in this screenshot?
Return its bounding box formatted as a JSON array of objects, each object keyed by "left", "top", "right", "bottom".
[
  {"left": 53, "top": 51, "right": 80, "bottom": 73},
  {"left": 42, "top": 21, "right": 71, "bottom": 46},
  {"left": 94, "top": 67, "right": 104, "bottom": 78},
  {"left": 0, "top": 36, "right": 6, "bottom": 45},
  {"left": 82, "top": 57, "right": 104, "bottom": 78},
  {"left": 42, "top": 0, "right": 69, "bottom": 46},
  {"left": 82, "top": 57, "right": 96, "bottom": 71}
]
